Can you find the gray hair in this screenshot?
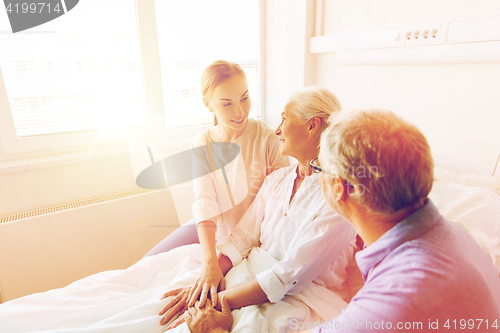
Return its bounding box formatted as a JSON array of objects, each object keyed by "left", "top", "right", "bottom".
[
  {"left": 285, "top": 86, "right": 342, "bottom": 131},
  {"left": 319, "top": 108, "right": 434, "bottom": 215}
]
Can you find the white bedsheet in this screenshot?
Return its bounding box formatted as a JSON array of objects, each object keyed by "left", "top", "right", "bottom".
[{"left": 0, "top": 244, "right": 347, "bottom": 333}]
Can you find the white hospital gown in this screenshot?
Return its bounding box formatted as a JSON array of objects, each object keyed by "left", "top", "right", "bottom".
[{"left": 218, "top": 165, "right": 357, "bottom": 305}]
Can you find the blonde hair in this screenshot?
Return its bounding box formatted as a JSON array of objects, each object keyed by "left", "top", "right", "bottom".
[
  {"left": 286, "top": 86, "right": 341, "bottom": 131},
  {"left": 201, "top": 60, "right": 246, "bottom": 126},
  {"left": 319, "top": 108, "right": 434, "bottom": 215}
]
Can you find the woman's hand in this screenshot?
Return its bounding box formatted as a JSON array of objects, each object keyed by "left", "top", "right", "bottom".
[
  {"left": 158, "top": 286, "right": 191, "bottom": 326},
  {"left": 187, "top": 260, "right": 225, "bottom": 308}
]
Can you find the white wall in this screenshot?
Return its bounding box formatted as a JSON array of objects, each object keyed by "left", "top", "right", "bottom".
[
  {"left": 316, "top": 59, "right": 500, "bottom": 176},
  {"left": 264, "top": 0, "right": 317, "bottom": 127},
  {"left": 315, "top": 0, "right": 500, "bottom": 176},
  {"left": 0, "top": 154, "right": 137, "bottom": 217}
]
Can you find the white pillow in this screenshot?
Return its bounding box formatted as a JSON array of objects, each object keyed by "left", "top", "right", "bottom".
[
  {"left": 434, "top": 167, "right": 500, "bottom": 196},
  {"left": 429, "top": 179, "right": 500, "bottom": 270}
]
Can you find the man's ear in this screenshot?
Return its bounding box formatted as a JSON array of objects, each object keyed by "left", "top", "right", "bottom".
[
  {"left": 333, "top": 175, "right": 348, "bottom": 201},
  {"left": 308, "top": 117, "right": 322, "bottom": 139}
]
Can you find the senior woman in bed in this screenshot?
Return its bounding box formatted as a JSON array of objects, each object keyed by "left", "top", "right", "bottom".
[{"left": 159, "top": 87, "right": 357, "bottom": 330}]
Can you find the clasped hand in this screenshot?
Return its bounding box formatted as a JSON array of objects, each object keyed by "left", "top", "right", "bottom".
[
  {"left": 161, "top": 297, "right": 232, "bottom": 333},
  {"left": 159, "top": 262, "right": 225, "bottom": 330}
]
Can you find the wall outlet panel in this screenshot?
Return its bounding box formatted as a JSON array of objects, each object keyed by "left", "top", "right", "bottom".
[
  {"left": 403, "top": 23, "right": 445, "bottom": 46},
  {"left": 309, "top": 16, "right": 500, "bottom": 64}
]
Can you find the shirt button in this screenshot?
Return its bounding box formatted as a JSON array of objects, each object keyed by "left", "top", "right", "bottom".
[
  {"left": 284, "top": 213, "right": 287, "bottom": 217},
  {"left": 293, "top": 281, "right": 297, "bottom": 285}
]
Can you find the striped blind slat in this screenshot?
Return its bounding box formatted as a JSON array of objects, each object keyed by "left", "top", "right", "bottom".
[{"left": 0, "top": 0, "right": 147, "bottom": 138}]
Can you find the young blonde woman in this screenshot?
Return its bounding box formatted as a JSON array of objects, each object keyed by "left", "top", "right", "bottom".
[{"left": 144, "top": 60, "right": 289, "bottom": 310}]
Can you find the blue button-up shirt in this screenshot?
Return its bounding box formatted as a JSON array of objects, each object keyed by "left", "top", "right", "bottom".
[{"left": 315, "top": 200, "right": 500, "bottom": 332}]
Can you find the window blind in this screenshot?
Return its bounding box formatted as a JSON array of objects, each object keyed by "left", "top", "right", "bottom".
[
  {"left": 0, "top": 0, "right": 147, "bottom": 138},
  {"left": 154, "top": 0, "right": 261, "bottom": 128}
]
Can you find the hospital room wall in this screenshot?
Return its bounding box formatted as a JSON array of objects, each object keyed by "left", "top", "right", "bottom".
[
  {"left": 315, "top": 56, "right": 500, "bottom": 177},
  {"left": 264, "top": 0, "right": 500, "bottom": 177},
  {"left": 0, "top": 153, "right": 138, "bottom": 217},
  {"left": 1, "top": 0, "right": 499, "bottom": 301},
  {"left": 1, "top": 1, "right": 499, "bottom": 224},
  {"left": 316, "top": 0, "right": 500, "bottom": 176},
  {"left": 264, "top": 0, "right": 316, "bottom": 128}
]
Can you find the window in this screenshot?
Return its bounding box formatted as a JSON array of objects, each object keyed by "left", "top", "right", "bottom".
[
  {"left": 0, "top": 0, "right": 262, "bottom": 156},
  {"left": 0, "top": 0, "right": 146, "bottom": 136},
  {"left": 154, "top": 0, "right": 262, "bottom": 128},
  {"left": 0, "top": 0, "right": 146, "bottom": 153}
]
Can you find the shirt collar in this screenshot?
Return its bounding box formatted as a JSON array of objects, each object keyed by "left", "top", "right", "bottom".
[
  {"left": 284, "top": 166, "right": 319, "bottom": 208},
  {"left": 355, "top": 199, "right": 442, "bottom": 279},
  {"left": 290, "top": 165, "right": 320, "bottom": 182}
]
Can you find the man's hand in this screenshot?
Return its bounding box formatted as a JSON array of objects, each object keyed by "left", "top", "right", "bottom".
[
  {"left": 185, "top": 297, "right": 233, "bottom": 333},
  {"left": 158, "top": 286, "right": 191, "bottom": 326}
]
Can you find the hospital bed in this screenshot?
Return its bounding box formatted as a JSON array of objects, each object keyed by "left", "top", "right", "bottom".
[{"left": 0, "top": 167, "right": 499, "bottom": 333}]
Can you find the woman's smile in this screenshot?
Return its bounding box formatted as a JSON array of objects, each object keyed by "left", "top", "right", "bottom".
[{"left": 232, "top": 115, "right": 246, "bottom": 124}]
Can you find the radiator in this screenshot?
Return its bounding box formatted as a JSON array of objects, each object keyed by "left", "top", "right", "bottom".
[{"left": 0, "top": 187, "right": 188, "bottom": 303}]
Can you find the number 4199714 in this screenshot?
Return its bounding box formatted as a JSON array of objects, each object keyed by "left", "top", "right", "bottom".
[
  {"left": 443, "top": 319, "right": 498, "bottom": 330},
  {"left": 6, "top": 2, "right": 62, "bottom": 14}
]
